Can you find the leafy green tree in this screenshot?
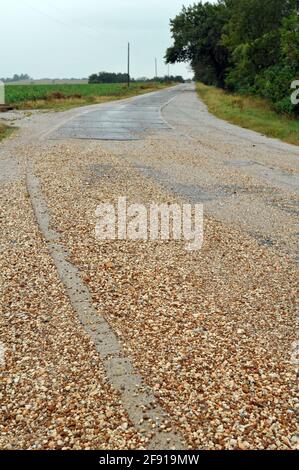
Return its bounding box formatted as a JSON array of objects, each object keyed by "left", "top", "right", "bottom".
[
  {"left": 88, "top": 73, "right": 99, "bottom": 84},
  {"left": 223, "top": 0, "right": 297, "bottom": 91},
  {"left": 281, "top": 10, "right": 299, "bottom": 68},
  {"left": 223, "top": 0, "right": 294, "bottom": 48},
  {"left": 165, "top": 2, "right": 229, "bottom": 86}
]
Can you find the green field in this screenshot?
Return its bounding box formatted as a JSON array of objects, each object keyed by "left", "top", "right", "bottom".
[{"left": 4, "top": 82, "right": 167, "bottom": 110}]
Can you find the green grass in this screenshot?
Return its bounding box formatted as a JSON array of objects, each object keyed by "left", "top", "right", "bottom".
[
  {"left": 197, "top": 82, "right": 299, "bottom": 146},
  {"left": 0, "top": 122, "right": 15, "bottom": 141},
  {"left": 5, "top": 82, "right": 171, "bottom": 111}
]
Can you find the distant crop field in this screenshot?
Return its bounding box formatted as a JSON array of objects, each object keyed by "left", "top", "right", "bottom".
[{"left": 4, "top": 82, "right": 160, "bottom": 108}]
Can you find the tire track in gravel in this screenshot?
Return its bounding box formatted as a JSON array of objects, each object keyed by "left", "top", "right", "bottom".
[{"left": 25, "top": 161, "right": 186, "bottom": 451}]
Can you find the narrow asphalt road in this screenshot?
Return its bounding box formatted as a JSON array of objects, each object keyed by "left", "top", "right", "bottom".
[
  {"left": 1, "top": 84, "right": 298, "bottom": 450},
  {"left": 51, "top": 87, "right": 177, "bottom": 141},
  {"left": 36, "top": 83, "right": 298, "bottom": 262}
]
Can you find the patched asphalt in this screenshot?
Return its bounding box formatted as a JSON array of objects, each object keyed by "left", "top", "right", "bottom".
[{"left": 50, "top": 87, "right": 180, "bottom": 141}]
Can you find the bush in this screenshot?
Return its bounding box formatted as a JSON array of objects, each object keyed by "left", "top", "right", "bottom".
[
  {"left": 254, "top": 65, "right": 298, "bottom": 115},
  {"left": 273, "top": 97, "right": 296, "bottom": 115}
]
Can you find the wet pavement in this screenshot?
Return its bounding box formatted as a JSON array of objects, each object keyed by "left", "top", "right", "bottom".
[{"left": 51, "top": 87, "right": 178, "bottom": 141}]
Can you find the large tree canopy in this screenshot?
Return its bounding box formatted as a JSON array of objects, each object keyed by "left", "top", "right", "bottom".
[
  {"left": 166, "top": 0, "right": 299, "bottom": 114},
  {"left": 166, "top": 2, "right": 229, "bottom": 86}
]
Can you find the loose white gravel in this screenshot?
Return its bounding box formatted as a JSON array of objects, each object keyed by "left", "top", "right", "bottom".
[{"left": 0, "top": 86, "right": 298, "bottom": 449}]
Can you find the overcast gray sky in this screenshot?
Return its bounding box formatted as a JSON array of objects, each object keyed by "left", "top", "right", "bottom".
[{"left": 1, "top": 0, "right": 199, "bottom": 79}]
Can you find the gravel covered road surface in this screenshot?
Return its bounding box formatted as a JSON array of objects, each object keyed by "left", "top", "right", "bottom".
[{"left": 0, "top": 84, "right": 298, "bottom": 450}]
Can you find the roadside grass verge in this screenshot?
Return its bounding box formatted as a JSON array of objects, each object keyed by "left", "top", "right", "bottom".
[
  {"left": 197, "top": 82, "right": 299, "bottom": 146},
  {"left": 5, "top": 82, "right": 172, "bottom": 111},
  {"left": 0, "top": 122, "right": 15, "bottom": 142}
]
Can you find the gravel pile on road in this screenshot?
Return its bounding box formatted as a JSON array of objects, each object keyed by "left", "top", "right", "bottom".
[
  {"left": 0, "top": 175, "right": 144, "bottom": 450},
  {"left": 30, "top": 138, "right": 298, "bottom": 450},
  {"left": 113, "top": 132, "right": 299, "bottom": 262}
]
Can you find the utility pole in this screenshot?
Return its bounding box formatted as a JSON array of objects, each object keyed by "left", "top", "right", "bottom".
[
  {"left": 155, "top": 57, "right": 158, "bottom": 79},
  {"left": 127, "top": 42, "right": 130, "bottom": 88}
]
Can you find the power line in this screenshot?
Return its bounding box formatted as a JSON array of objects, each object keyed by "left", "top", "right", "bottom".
[
  {"left": 22, "top": 0, "right": 101, "bottom": 41},
  {"left": 42, "top": 1, "right": 106, "bottom": 39}
]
